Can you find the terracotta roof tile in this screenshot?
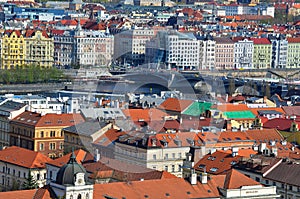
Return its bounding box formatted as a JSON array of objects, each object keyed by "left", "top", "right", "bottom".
[
  {"left": 47, "top": 149, "right": 88, "bottom": 167},
  {"left": 0, "top": 189, "right": 37, "bottom": 199},
  {"left": 0, "top": 146, "right": 51, "bottom": 168},
  {"left": 12, "top": 111, "right": 84, "bottom": 127},
  {"left": 223, "top": 169, "right": 261, "bottom": 189},
  {"left": 93, "top": 178, "right": 221, "bottom": 199},
  {"left": 263, "top": 118, "right": 298, "bottom": 131},
  {"left": 194, "top": 150, "right": 242, "bottom": 175},
  {"left": 215, "top": 104, "right": 249, "bottom": 112},
  {"left": 36, "top": 113, "right": 84, "bottom": 127},
  {"left": 158, "top": 98, "right": 193, "bottom": 113},
  {"left": 122, "top": 108, "right": 168, "bottom": 122},
  {"left": 244, "top": 129, "right": 283, "bottom": 142},
  {"left": 250, "top": 37, "right": 271, "bottom": 44},
  {"left": 287, "top": 37, "right": 300, "bottom": 43}
]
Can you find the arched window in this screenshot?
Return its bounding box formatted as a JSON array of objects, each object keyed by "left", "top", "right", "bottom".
[
  {"left": 70, "top": 195, "right": 73, "bottom": 199},
  {"left": 77, "top": 194, "right": 81, "bottom": 199},
  {"left": 86, "top": 193, "right": 89, "bottom": 199}
]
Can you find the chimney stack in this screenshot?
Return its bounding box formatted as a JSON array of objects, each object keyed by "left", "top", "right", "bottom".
[
  {"left": 200, "top": 172, "right": 207, "bottom": 184},
  {"left": 190, "top": 169, "right": 197, "bottom": 185},
  {"left": 94, "top": 149, "right": 101, "bottom": 162}
]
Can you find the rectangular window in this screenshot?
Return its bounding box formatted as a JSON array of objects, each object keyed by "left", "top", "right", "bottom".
[
  {"left": 153, "top": 154, "right": 156, "bottom": 160},
  {"left": 171, "top": 165, "right": 175, "bottom": 172},
  {"left": 50, "top": 131, "right": 55, "bottom": 137},
  {"left": 164, "top": 166, "right": 168, "bottom": 171},
  {"left": 40, "top": 131, "right": 44, "bottom": 138},
  {"left": 50, "top": 143, "right": 56, "bottom": 150},
  {"left": 40, "top": 143, "right": 44, "bottom": 151},
  {"left": 165, "top": 154, "right": 168, "bottom": 160},
  {"left": 50, "top": 171, "right": 52, "bottom": 180},
  {"left": 59, "top": 142, "right": 63, "bottom": 150},
  {"left": 178, "top": 165, "right": 182, "bottom": 172},
  {"left": 172, "top": 153, "right": 175, "bottom": 159}
]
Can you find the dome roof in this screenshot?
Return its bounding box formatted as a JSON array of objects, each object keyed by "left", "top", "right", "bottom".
[{"left": 55, "top": 152, "right": 87, "bottom": 185}]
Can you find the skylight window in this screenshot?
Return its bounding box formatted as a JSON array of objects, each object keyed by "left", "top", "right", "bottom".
[{"left": 210, "top": 167, "right": 218, "bottom": 172}]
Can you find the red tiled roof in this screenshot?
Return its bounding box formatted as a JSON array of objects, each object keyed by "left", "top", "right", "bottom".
[
  {"left": 93, "top": 128, "right": 126, "bottom": 146},
  {"left": 12, "top": 111, "right": 85, "bottom": 127},
  {"left": 244, "top": 129, "right": 283, "bottom": 142},
  {"left": 194, "top": 150, "right": 257, "bottom": 175},
  {"left": 0, "top": 146, "right": 51, "bottom": 169},
  {"left": 223, "top": 169, "right": 261, "bottom": 189},
  {"left": 263, "top": 118, "right": 297, "bottom": 131},
  {"left": 158, "top": 98, "right": 193, "bottom": 113},
  {"left": 51, "top": 29, "right": 65, "bottom": 36},
  {"left": 214, "top": 104, "right": 249, "bottom": 112},
  {"left": 0, "top": 189, "right": 37, "bottom": 199},
  {"left": 250, "top": 37, "right": 271, "bottom": 45},
  {"left": 36, "top": 113, "right": 84, "bottom": 127},
  {"left": 93, "top": 178, "right": 221, "bottom": 199},
  {"left": 47, "top": 149, "right": 88, "bottom": 167},
  {"left": 287, "top": 37, "right": 300, "bottom": 43},
  {"left": 60, "top": 19, "right": 78, "bottom": 26},
  {"left": 282, "top": 106, "right": 300, "bottom": 116},
  {"left": 122, "top": 108, "right": 169, "bottom": 122}
]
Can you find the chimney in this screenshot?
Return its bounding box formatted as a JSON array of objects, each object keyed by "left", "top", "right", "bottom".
[
  {"left": 226, "top": 120, "right": 232, "bottom": 131},
  {"left": 200, "top": 172, "right": 207, "bottom": 184},
  {"left": 94, "top": 149, "right": 101, "bottom": 162},
  {"left": 232, "top": 147, "right": 238, "bottom": 157},
  {"left": 259, "top": 143, "right": 267, "bottom": 153},
  {"left": 190, "top": 169, "right": 197, "bottom": 185}
]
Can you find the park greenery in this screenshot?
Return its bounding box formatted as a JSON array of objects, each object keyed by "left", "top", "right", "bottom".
[{"left": 0, "top": 65, "right": 66, "bottom": 84}]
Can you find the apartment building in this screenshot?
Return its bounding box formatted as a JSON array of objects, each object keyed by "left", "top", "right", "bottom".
[
  {"left": 0, "top": 146, "right": 51, "bottom": 191},
  {"left": 114, "top": 131, "right": 199, "bottom": 177},
  {"left": 235, "top": 155, "right": 300, "bottom": 199},
  {"left": 199, "top": 36, "right": 216, "bottom": 70},
  {"left": 2, "top": 93, "right": 64, "bottom": 115},
  {"left": 1, "top": 30, "right": 54, "bottom": 69},
  {"left": 53, "top": 24, "right": 114, "bottom": 68},
  {"left": 287, "top": 37, "right": 300, "bottom": 68},
  {"left": 214, "top": 37, "right": 234, "bottom": 70},
  {"left": 0, "top": 101, "right": 26, "bottom": 150},
  {"left": 9, "top": 111, "right": 84, "bottom": 158},
  {"left": 250, "top": 38, "right": 272, "bottom": 69},
  {"left": 24, "top": 30, "right": 54, "bottom": 68},
  {"left": 269, "top": 34, "right": 288, "bottom": 69},
  {"left": 73, "top": 26, "right": 114, "bottom": 67},
  {"left": 114, "top": 28, "right": 154, "bottom": 65},
  {"left": 53, "top": 30, "right": 75, "bottom": 67},
  {"left": 1, "top": 30, "right": 25, "bottom": 69},
  {"left": 233, "top": 38, "right": 253, "bottom": 69}
]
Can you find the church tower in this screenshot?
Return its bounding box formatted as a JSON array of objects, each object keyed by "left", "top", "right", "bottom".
[{"left": 50, "top": 152, "right": 94, "bottom": 199}]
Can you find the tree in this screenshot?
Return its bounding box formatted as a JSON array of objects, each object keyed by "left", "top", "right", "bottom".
[
  {"left": 11, "top": 179, "right": 20, "bottom": 191},
  {"left": 22, "top": 171, "right": 38, "bottom": 190}
]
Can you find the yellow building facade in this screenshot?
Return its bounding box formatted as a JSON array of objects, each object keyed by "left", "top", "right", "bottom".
[
  {"left": 1, "top": 30, "right": 54, "bottom": 69},
  {"left": 25, "top": 31, "right": 54, "bottom": 68},
  {"left": 1, "top": 30, "right": 25, "bottom": 69}
]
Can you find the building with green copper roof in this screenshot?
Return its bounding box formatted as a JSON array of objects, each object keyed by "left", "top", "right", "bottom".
[
  {"left": 182, "top": 101, "right": 212, "bottom": 117},
  {"left": 223, "top": 111, "right": 256, "bottom": 119}
]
